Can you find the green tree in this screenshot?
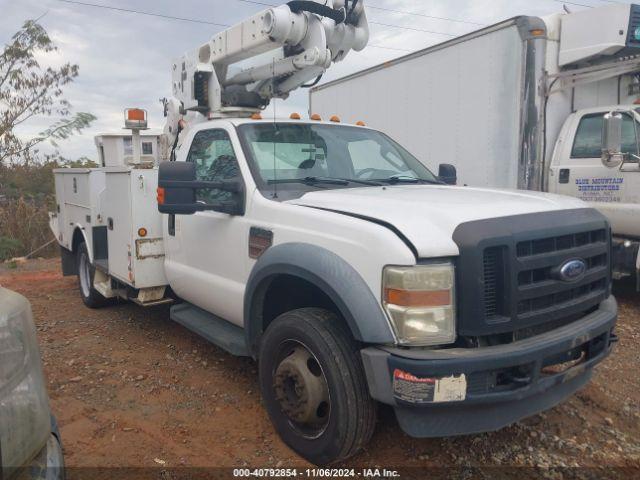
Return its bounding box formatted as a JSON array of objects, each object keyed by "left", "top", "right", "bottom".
[{"left": 0, "top": 19, "right": 96, "bottom": 164}]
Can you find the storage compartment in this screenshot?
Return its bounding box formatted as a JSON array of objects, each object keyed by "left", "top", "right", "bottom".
[
  {"left": 51, "top": 168, "right": 105, "bottom": 254},
  {"left": 102, "top": 168, "right": 167, "bottom": 289}
]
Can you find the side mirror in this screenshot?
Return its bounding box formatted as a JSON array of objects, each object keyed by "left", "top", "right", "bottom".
[
  {"left": 602, "top": 112, "right": 623, "bottom": 167},
  {"left": 157, "top": 161, "right": 244, "bottom": 216},
  {"left": 438, "top": 163, "right": 457, "bottom": 185}
]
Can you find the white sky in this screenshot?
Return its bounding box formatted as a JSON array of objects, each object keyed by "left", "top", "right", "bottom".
[{"left": 0, "top": 0, "right": 623, "bottom": 160}]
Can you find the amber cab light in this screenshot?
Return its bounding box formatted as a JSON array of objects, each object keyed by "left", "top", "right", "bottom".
[
  {"left": 310, "top": 113, "right": 322, "bottom": 121},
  {"left": 157, "top": 187, "right": 165, "bottom": 205}
]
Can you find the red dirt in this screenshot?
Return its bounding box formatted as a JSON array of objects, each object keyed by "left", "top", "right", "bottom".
[{"left": 1, "top": 258, "right": 638, "bottom": 478}]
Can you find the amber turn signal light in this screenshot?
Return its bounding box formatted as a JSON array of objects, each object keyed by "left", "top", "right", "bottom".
[
  {"left": 157, "top": 187, "right": 165, "bottom": 205},
  {"left": 384, "top": 288, "right": 451, "bottom": 307},
  {"left": 127, "top": 108, "right": 146, "bottom": 121}
]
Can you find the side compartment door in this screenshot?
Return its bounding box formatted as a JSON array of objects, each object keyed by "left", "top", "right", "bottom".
[
  {"left": 163, "top": 128, "right": 249, "bottom": 326},
  {"left": 549, "top": 110, "right": 640, "bottom": 237}
]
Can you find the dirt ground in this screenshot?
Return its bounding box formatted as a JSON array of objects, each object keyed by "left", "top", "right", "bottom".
[{"left": 1, "top": 258, "right": 639, "bottom": 478}]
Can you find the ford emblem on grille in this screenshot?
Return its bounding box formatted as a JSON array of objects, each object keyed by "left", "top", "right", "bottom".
[{"left": 558, "top": 259, "right": 587, "bottom": 282}]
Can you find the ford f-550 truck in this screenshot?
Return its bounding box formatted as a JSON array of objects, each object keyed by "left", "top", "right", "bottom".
[{"left": 50, "top": 0, "right": 618, "bottom": 465}]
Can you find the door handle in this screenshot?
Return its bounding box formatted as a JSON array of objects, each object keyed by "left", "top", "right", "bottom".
[{"left": 559, "top": 169, "right": 570, "bottom": 184}]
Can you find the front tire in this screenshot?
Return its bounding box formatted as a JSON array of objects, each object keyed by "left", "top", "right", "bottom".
[
  {"left": 259, "top": 308, "right": 377, "bottom": 465},
  {"left": 77, "top": 242, "right": 108, "bottom": 309}
]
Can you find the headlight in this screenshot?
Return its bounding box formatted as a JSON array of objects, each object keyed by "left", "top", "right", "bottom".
[
  {"left": 0, "top": 288, "right": 51, "bottom": 474},
  {"left": 382, "top": 263, "right": 456, "bottom": 346}
]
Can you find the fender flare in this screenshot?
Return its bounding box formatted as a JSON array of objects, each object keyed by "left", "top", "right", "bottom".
[
  {"left": 244, "top": 242, "right": 395, "bottom": 355},
  {"left": 71, "top": 225, "right": 92, "bottom": 261}
]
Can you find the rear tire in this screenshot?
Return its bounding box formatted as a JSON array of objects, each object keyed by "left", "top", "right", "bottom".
[
  {"left": 258, "top": 308, "right": 377, "bottom": 465},
  {"left": 77, "top": 242, "right": 108, "bottom": 309}
]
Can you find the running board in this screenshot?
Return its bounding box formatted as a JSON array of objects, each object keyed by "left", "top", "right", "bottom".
[{"left": 170, "top": 303, "right": 249, "bottom": 357}]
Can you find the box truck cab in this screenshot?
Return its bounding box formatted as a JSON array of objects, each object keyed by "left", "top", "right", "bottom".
[{"left": 549, "top": 106, "right": 640, "bottom": 279}]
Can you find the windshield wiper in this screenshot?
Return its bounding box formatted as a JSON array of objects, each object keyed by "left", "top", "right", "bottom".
[
  {"left": 379, "top": 175, "right": 444, "bottom": 185},
  {"left": 268, "top": 177, "right": 383, "bottom": 187},
  {"left": 268, "top": 177, "right": 349, "bottom": 186}
]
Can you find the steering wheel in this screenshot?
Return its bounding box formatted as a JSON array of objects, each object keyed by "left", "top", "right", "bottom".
[{"left": 356, "top": 168, "right": 380, "bottom": 179}]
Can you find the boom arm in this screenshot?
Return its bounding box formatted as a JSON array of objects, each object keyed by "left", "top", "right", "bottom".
[{"left": 163, "top": 0, "right": 369, "bottom": 151}]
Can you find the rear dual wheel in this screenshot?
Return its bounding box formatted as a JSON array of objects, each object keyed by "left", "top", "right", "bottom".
[{"left": 259, "top": 308, "right": 377, "bottom": 465}]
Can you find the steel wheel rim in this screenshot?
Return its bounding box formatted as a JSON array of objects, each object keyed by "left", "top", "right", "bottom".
[
  {"left": 272, "top": 339, "right": 331, "bottom": 439},
  {"left": 79, "top": 252, "right": 91, "bottom": 298}
]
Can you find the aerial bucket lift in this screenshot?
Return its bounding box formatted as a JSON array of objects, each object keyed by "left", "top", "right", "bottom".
[{"left": 162, "top": 0, "right": 369, "bottom": 156}]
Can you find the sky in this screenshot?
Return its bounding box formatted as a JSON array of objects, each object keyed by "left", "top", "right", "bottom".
[{"left": 0, "top": 0, "right": 624, "bottom": 160}]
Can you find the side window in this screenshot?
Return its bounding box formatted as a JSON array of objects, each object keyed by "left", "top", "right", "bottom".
[
  {"left": 142, "top": 141, "right": 153, "bottom": 155},
  {"left": 571, "top": 113, "right": 638, "bottom": 158},
  {"left": 186, "top": 129, "right": 240, "bottom": 204},
  {"left": 123, "top": 136, "right": 133, "bottom": 156}
]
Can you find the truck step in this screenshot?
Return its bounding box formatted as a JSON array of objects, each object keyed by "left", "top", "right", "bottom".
[{"left": 170, "top": 303, "right": 249, "bottom": 357}]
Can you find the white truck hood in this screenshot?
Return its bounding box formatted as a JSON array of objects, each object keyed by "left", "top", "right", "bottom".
[{"left": 289, "top": 185, "right": 587, "bottom": 258}]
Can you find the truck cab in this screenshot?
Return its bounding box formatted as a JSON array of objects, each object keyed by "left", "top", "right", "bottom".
[{"left": 549, "top": 105, "right": 640, "bottom": 280}]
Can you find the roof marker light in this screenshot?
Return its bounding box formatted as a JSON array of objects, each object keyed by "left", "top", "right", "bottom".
[
  {"left": 330, "top": 115, "right": 341, "bottom": 123},
  {"left": 310, "top": 113, "right": 322, "bottom": 121}
]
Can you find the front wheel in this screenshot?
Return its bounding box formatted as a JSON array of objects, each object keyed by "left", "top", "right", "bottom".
[
  {"left": 259, "top": 308, "right": 377, "bottom": 465},
  {"left": 77, "top": 242, "right": 108, "bottom": 309}
]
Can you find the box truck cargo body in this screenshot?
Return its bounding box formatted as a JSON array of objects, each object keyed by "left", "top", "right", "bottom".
[{"left": 310, "top": 4, "right": 640, "bottom": 283}]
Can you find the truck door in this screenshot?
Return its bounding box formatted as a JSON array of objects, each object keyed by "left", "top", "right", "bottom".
[
  {"left": 549, "top": 110, "right": 640, "bottom": 238},
  {"left": 163, "top": 128, "right": 248, "bottom": 327}
]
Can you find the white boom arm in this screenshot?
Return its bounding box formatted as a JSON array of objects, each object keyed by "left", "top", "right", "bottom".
[{"left": 163, "top": 0, "right": 369, "bottom": 151}]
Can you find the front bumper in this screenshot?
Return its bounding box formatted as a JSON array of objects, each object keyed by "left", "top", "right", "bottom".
[{"left": 361, "top": 296, "right": 617, "bottom": 438}]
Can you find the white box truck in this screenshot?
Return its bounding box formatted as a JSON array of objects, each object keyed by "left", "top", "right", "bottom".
[
  {"left": 51, "top": 1, "right": 618, "bottom": 465},
  {"left": 310, "top": 2, "right": 640, "bottom": 286}
]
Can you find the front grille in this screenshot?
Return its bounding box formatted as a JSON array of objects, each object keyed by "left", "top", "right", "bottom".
[
  {"left": 481, "top": 228, "right": 609, "bottom": 331},
  {"left": 453, "top": 209, "right": 610, "bottom": 338},
  {"left": 517, "top": 278, "right": 606, "bottom": 315},
  {"left": 483, "top": 247, "right": 502, "bottom": 319},
  {"left": 516, "top": 230, "right": 606, "bottom": 258}
]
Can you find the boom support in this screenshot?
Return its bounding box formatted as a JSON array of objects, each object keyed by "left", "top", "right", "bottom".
[{"left": 163, "top": 0, "right": 369, "bottom": 151}]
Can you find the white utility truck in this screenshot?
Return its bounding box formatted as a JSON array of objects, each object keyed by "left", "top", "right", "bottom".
[
  {"left": 51, "top": 1, "right": 618, "bottom": 465},
  {"left": 310, "top": 2, "right": 640, "bottom": 288}
]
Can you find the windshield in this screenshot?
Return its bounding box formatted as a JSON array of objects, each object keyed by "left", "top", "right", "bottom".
[{"left": 237, "top": 123, "right": 439, "bottom": 196}]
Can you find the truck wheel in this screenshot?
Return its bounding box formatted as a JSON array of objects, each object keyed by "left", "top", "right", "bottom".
[
  {"left": 77, "top": 242, "right": 108, "bottom": 309},
  {"left": 259, "top": 308, "right": 377, "bottom": 465}
]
